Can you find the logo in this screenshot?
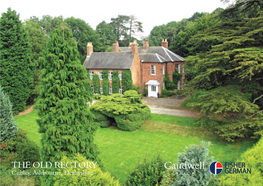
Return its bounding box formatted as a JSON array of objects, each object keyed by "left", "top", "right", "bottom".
[{"left": 210, "top": 161, "right": 223, "bottom": 175}]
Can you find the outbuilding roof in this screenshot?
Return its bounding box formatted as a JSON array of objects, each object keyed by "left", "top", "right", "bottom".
[{"left": 83, "top": 52, "right": 134, "bottom": 69}]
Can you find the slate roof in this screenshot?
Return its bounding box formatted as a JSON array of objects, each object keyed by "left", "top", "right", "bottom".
[
  {"left": 139, "top": 53, "right": 166, "bottom": 63},
  {"left": 83, "top": 52, "right": 134, "bottom": 69},
  {"left": 142, "top": 47, "right": 184, "bottom": 62},
  {"left": 120, "top": 46, "right": 184, "bottom": 62}
]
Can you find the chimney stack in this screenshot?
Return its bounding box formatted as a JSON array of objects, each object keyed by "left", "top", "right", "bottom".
[
  {"left": 112, "top": 41, "right": 119, "bottom": 52},
  {"left": 143, "top": 39, "right": 149, "bottom": 50},
  {"left": 131, "top": 40, "right": 138, "bottom": 55},
  {"left": 161, "top": 39, "right": 168, "bottom": 49},
  {"left": 86, "top": 42, "right": 93, "bottom": 56}
]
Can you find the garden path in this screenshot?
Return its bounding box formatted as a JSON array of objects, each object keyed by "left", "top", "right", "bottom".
[{"left": 14, "top": 106, "right": 33, "bottom": 117}]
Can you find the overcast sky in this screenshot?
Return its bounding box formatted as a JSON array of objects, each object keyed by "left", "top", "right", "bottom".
[{"left": 1, "top": 0, "right": 229, "bottom": 38}]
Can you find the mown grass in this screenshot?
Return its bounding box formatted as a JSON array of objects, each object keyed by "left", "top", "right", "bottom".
[{"left": 14, "top": 111, "right": 257, "bottom": 184}]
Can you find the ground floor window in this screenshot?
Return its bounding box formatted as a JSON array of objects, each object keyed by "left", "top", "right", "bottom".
[
  {"left": 109, "top": 86, "right": 112, "bottom": 94},
  {"left": 151, "top": 85, "right": 156, "bottom": 91},
  {"left": 119, "top": 86, "right": 122, "bottom": 94},
  {"left": 100, "top": 85, "right": 103, "bottom": 94},
  {"left": 91, "top": 85, "right": 93, "bottom": 92}
]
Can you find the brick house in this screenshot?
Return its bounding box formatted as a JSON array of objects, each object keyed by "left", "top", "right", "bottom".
[{"left": 83, "top": 39, "right": 185, "bottom": 97}]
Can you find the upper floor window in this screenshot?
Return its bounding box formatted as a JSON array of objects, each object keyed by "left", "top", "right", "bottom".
[
  {"left": 182, "top": 67, "right": 184, "bottom": 73},
  {"left": 109, "top": 72, "right": 113, "bottom": 80},
  {"left": 119, "top": 72, "right": 122, "bottom": 80},
  {"left": 90, "top": 71, "right": 94, "bottom": 80},
  {"left": 151, "top": 65, "right": 156, "bottom": 75},
  {"left": 176, "top": 64, "right": 181, "bottom": 73},
  {"left": 163, "top": 64, "right": 165, "bottom": 75},
  {"left": 99, "top": 71, "right": 103, "bottom": 80}
]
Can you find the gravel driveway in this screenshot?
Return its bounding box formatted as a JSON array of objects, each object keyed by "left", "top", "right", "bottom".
[{"left": 142, "top": 96, "right": 202, "bottom": 118}]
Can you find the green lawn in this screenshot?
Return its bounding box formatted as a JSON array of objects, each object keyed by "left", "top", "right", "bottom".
[{"left": 15, "top": 111, "right": 257, "bottom": 184}]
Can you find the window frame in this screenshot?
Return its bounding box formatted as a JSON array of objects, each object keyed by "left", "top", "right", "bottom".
[
  {"left": 100, "top": 85, "right": 103, "bottom": 94},
  {"left": 109, "top": 71, "right": 113, "bottom": 80},
  {"left": 90, "top": 71, "right": 94, "bottom": 80},
  {"left": 99, "top": 71, "right": 103, "bottom": 80},
  {"left": 119, "top": 86, "right": 122, "bottom": 94},
  {"left": 151, "top": 65, "right": 156, "bottom": 75},
  {"left": 119, "top": 71, "right": 122, "bottom": 80},
  {"left": 109, "top": 86, "right": 112, "bottom": 94}
]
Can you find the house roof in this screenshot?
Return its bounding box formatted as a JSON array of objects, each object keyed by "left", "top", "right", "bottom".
[
  {"left": 142, "top": 47, "right": 184, "bottom": 62},
  {"left": 83, "top": 52, "right": 134, "bottom": 69},
  {"left": 120, "top": 46, "right": 184, "bottom": 62},
  {"left": 139, "top": 53, "right": 166, "bottom": 63}
]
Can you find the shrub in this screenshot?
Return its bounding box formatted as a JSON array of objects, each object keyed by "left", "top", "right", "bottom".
[
  {"left": 133, "top": 85, "right": 141, "bottom": 94},
  {"left": 0, "top": 128, "right": 40, "bottom": 169},
  {"left": 219, "top": 137, "right": 263, "bottom": 185},
  {"left": 160, "top": 89, "right": 173, "bottom": 98},
  {"left": 91, "top": 90, "right": 151, "bottom": 131},
  {"left": 122, "top": 70, "right": 133, "bottom": 93},
  {"left": 53, "top": 154, "right": 120, "bottom": 186},
  {"left": 0, "top": 86, "right": 18, "bottom": 142},
  {"left": 160, "top": 168, "right": 177, "bottom": 186},
  {"left": 171, "top": 141, "right": 217, "bottom": 186},
  {"left": 164, "top": 73, "right": 175, "bottom": 90},
  {"left": 0, "top": 165, "right": 37, "bottom": 186},
  {"left": 102, "top": 70, "right": 109, "bottom": 96},
  {"left": 143, "top": 88, "right": 147, "bottom": 96},
  {"left": 91, "top": 110, "right": 113, "bottom": 128},
  {"left": 112, "top": 70, "right": 120, "bottom": 94},
  {"left": 115, "top": 106, "right": 150, "bottom": 131},
  {"left": 126, "top": 153, "right": 165, "bottom": 186},
  {"left": 93, "top": 73, "right": 100, "bottom": 94}
]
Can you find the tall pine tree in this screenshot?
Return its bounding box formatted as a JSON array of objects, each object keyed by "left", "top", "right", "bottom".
[
  {"left": 0, "top": 8, "right": 33, "bottom": 115},
  {"left": 36, "top": 24, "right": 100, "bottom": 164}
]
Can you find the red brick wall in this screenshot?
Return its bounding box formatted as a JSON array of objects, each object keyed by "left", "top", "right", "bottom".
[{"left": 142, "top": 62, "right": 165, "bottom": 94}]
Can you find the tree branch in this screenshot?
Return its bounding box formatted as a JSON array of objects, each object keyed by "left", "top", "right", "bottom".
[{"left": 253, "top": 94, "right": 263, "bottom": 104}]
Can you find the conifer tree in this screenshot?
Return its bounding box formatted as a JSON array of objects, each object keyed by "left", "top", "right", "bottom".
[
  {"left": 0, "top": 8, "right": 33, "bottom": 115},
  {"left": 35, "top": 25, "right": 100, "bottom": 164},
  {"left": 0, "top": 86, "right": 18, "bottom": 142},
  {"left": 102, "top": 70, "right": 109, "bottom": 96},
  {"left": 112, "top": 70, "right": 120, "bottom": 94},
  {"left": 93, "top": 73, "right": 100, "bottom": 94},
  {"left": 122, "top": 70, "right": 133, "bottom": 93}
]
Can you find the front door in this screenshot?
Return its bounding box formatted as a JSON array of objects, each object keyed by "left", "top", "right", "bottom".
[{"left": 148, "top": 85, "right": 158, "bottom": 97}]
